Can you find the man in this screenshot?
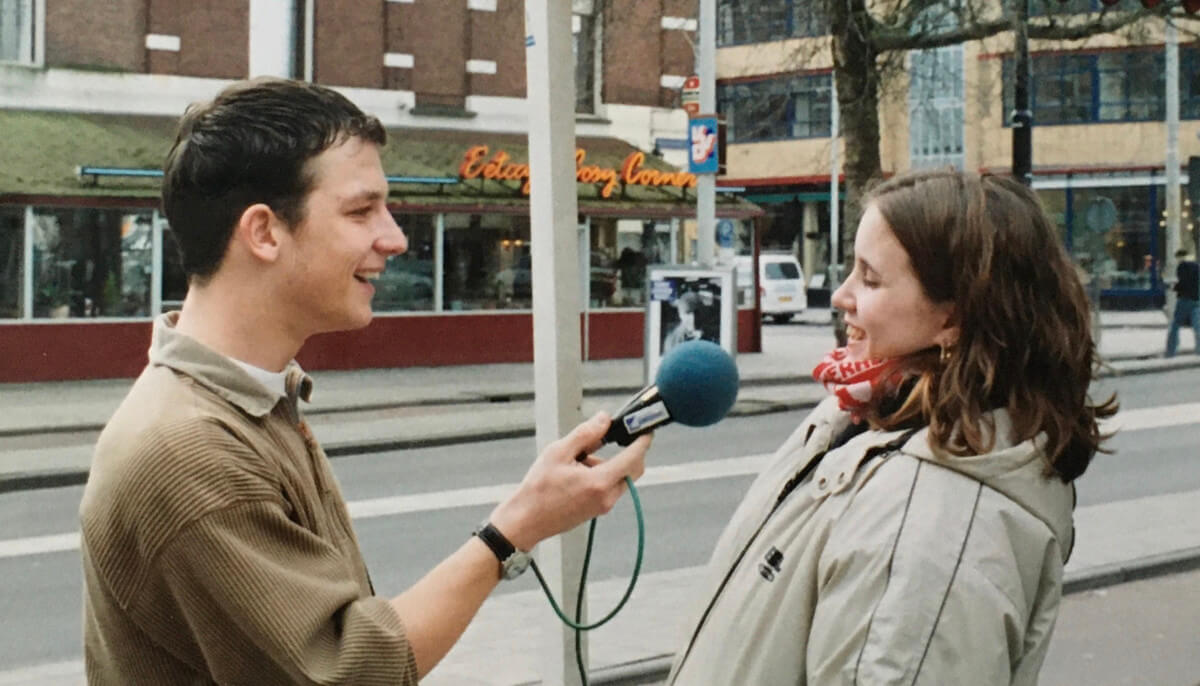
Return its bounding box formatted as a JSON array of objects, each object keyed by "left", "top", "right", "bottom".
[
  {"left": 79, "top": 78, "right": 650, "bottom": 685},
  {"left": 1166, "top": 248, "right": 1199, "bottom": 357}
]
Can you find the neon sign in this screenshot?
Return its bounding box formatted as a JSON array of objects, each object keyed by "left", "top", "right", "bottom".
[{"left": 458, "top": 145, "right": 697, "bottom": 198}]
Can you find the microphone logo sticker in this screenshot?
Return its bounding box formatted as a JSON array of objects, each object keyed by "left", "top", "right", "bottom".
[{"left": 623, "top": 401, "right": 671, "bottom": 434}]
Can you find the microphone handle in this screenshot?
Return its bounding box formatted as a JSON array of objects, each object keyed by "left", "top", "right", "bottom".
[{"left": 575, "top": 385, "right": 673, "bottom": 461}]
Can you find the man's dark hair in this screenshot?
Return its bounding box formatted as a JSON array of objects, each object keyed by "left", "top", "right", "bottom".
[{"left": 162, "top": 77, "right": 387, "bottom": 281}]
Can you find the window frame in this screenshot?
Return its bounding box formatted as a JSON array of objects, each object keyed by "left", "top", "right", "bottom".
[
  {"left": 716, "top": 0, "right": 825, "bottom": 48},
  {"left": 0, "top": 0, "right": 44, "bottom": 67},
  {"left": 1002, "top": 45, "right": 1200, "bottom": 127},
  {"left": 718, "top": 72, "right": 832, "bottom": 143}
]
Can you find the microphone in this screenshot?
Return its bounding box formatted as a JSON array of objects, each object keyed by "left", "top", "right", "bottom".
[{"left": 602, "top": 340, "right": 740, "bottom": 447}]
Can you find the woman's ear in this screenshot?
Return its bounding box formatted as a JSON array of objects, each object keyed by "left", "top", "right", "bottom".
[
  {"left": 233, "top": 203, "right": 284, "bottom": 263},
  {"left": 935, "top": 303, "right": 960, "bottom": 349}
]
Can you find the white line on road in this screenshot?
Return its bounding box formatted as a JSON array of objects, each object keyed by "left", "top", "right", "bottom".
[{"left": 1, "top": 401, "right": 1196, "bottom": 561}]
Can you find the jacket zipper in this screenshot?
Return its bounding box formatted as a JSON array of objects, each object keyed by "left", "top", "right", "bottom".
[{"left": 673, "top": 428, "right": 918, "bottom": 677}]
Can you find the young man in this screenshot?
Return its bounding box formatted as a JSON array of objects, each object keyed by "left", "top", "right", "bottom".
[{"left": 79, "top": 78, "right": 650, "bottom": 685}]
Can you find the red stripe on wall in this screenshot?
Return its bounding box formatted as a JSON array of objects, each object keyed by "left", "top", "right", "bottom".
[{"left": 1, "top": 310, "right": 762, "bottom": 382}]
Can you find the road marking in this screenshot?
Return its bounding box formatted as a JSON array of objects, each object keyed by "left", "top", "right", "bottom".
[
  {"left": 0, "top": 659, "right": 83, "bottom": 685},
  {"left": 2, "top": 402, "right": 1197, "bottom": 561}
]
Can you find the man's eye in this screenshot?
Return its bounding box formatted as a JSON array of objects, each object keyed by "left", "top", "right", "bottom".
[{"left": 349, "top": 207, "right": 372, "bottom": 216}]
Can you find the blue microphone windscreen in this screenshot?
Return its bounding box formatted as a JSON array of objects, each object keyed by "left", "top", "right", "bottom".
[{"left": 655, "top": 340, "right": 739, "bottom": 427}]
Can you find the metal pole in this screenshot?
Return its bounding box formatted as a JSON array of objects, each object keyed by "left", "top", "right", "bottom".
[
  {"left": 1165, "top": 22, "right": 1181, "bottom": 309},
  {"left": 696, "top": 0, "right": 716, "bottom": 266},
  {"left": 524, "top": 2, "right": 587, "bottom": 683},
  {"left": 829, "top": 74, "right": 840, "bottom": 303},
  {"left": 1011, "top": 0, "right": 1033, "bottom": 187}
]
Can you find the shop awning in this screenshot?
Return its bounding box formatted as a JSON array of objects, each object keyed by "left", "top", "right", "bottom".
[{"left": 0, "top": 109, "right": 759, "bottom": 218}]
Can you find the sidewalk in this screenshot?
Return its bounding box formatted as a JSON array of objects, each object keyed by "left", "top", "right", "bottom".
[
  {"left": 0, "top": 311, "right": 1198, "bottom": 685},
  {"left": 0, "top": 309, "right": 1196, "bottom": 493}
]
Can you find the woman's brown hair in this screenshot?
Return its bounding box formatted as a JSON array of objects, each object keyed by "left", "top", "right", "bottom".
[{"left": 863, "top": 169, "right": 1117, "bottom": 482}]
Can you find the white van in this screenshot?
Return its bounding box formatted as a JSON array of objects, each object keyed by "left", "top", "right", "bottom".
[{"left": 735, "top": 253, "right": 807, "bottom": 323}]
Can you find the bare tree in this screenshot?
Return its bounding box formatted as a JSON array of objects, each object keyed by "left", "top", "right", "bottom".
[{"left": 826, "top": 0, "right": 1198, "bottom": 245}]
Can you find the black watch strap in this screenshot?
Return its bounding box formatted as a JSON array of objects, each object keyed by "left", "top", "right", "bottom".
[{"left": 473, "top": 521, "right": 516, "bottom": 563}]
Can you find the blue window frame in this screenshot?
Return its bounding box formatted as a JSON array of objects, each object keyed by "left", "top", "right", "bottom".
[
  {"left": 718, "top": 73, "right": 832, "bottom": 142},
  {"left": 717, "top": 0, "right": 825, "bottom": 47},
  {"left": 1003, "top": 45, "right": 1200, "bottom": 125}
]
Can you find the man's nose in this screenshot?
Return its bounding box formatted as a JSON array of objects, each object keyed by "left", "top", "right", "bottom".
[
  {"left": 377, "top": 213, "right": 408, "bottom": 256},
  {"left": 830, "top": 281, "right": 852, "bottom": 312}
]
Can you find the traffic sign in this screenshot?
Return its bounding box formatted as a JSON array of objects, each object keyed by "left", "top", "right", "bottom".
[{"left": 681, "top": 74, "right": 700, "bottom": 115}]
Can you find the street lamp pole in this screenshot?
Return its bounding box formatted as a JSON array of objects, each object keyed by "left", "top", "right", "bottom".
[{"left": 1011, "top": 0, "right": 1033, "bottom": 187}]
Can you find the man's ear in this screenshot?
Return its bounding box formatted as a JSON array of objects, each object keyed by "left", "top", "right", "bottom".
[{"left": 233, "top": 203, "right": 285, "bottom": 263}]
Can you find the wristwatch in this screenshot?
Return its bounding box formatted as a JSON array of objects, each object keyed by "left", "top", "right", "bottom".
[{"left": 473, "top": 521, "right": 533, "bottom": 580}]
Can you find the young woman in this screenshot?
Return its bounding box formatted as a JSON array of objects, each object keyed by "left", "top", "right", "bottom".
[{"left": 668, "top": 170, "right": 1117, "bottom": 685}]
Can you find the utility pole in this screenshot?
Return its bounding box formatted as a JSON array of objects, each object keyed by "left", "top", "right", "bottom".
[
  {"left": 696, "top": 0, "right": 716, "bottom": 266},
  {"left": 1011, "top": 0, "right": 1033, "bottom": 187},
  {"left": 524, "top": 2, "right": 587, "bottom": 683},
  {"left": 1165, "top": 21, "right": 1181, "bottom": 311}
]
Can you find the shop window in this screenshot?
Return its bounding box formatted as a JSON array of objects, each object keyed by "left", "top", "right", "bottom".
[
  {"left": 717, "top": 0, "right": 824, "bottom": 47},
  {"left": 444, "top": 213, "right": 531, "bottom": 311},
  {"left": 0, "top": 0, "right": 35, "bottom": 64},
  {"left": 718, "top": 72, "right": 831, "bottom": 143},
  {"left": 374, "top": 213, "right": 435, "bottom": 312},
  {"left": 31, "top": 208, "right": 153, "bottom": 319},
  {"left": 600, "top": 218, "right": 674, "bottom": 308},
  {"left": 0, "top": 207, "right": 23, "bottom": 318},
  {"left": 1070, "top": 186, "right": 1158, "bottom": 290}
]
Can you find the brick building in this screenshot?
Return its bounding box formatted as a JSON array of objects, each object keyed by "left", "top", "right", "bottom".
[{"left": 0, "top": 0, "right": 763, "bottom": 382}]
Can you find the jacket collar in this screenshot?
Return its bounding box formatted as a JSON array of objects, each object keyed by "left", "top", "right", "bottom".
[
  {"left": 148, "top": 312, "right": 313, "bottom": 418},
  {"left": 805, "top": 398, "right": 1076, "bottom": 562}
]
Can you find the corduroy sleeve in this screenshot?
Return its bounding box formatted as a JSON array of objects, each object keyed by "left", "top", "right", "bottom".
[{"left": 147, "top": 499, "right": 419, "bottom": 686}]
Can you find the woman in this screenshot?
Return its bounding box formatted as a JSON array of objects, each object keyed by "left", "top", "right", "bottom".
[{"left": 668, "top": 170, "right": 1116, "bottom": 685}]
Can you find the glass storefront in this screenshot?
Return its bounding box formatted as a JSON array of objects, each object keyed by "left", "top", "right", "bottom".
[
  {"left": 31, "top": 207, "right": 153, "bottom": 318},
  {"left": 444, "top": 212, "right": 532, "bottom": 311},
  {"left": 376, "top": 213, "right": 436, "bottom": 312},
  {"left": 1, "top": 205, "right": 753, "bottom": 319},
  {"left": 0, "top": 207, "right": 23, "bottom": 318}
]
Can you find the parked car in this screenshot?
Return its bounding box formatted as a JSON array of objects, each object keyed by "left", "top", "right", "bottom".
[{"left": 735, "top": 253, "right": 807, "bottom": 322}]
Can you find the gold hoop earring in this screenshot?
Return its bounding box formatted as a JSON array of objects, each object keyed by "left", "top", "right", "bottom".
[{"left": 939, "top": 344, "right": 952, "bottom": 365}]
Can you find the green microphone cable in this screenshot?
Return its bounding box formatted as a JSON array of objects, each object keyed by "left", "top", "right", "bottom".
[{"left": 529, "top": 476, "right": 644, "bottom": 686}]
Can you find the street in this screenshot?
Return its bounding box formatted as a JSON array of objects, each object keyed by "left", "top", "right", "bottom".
[{"left": 1, "top": 349, "right": 1199, "bottom": 684}]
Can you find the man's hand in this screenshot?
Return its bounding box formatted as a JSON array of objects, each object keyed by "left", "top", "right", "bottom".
[{"left": 488, "top": 412, "right": 650, "bottom": 551}]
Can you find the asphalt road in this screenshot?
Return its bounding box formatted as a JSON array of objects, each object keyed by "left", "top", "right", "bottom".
[{"left": 0, "top": 366, "right": 1197, "bottom": 682}]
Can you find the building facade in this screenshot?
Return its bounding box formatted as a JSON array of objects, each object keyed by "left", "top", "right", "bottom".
[
  {"left": 0, "top": 0, "right": 764, "bottom": 382},
  {"left": 714, "top": 0, "right": 1200, "bottom": 309}
]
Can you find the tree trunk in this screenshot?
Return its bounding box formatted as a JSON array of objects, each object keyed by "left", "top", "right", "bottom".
[
  {"left": 828, "top": 0, "right": 881, "bottom": 346},
  {"left": 830, "top": 0, "right": 882, "bottom": 251}
]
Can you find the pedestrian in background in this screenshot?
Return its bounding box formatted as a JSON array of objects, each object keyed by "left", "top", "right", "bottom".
[
  {"left": 78, "top": 77, "right": 650, "bottom": 685},
  {"left": 668, "top": 169, "right": 1117, "bottom": 685},
  {"left": 1166, "top": 248, "right": 1199, "bottom": 357}
]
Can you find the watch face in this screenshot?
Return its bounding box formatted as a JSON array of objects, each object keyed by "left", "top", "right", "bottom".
[{"left": 502, "top": 551, "right": 533, "bottom": 580}]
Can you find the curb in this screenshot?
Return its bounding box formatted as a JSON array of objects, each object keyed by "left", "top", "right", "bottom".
[
  {"left": 1, "top": 355, "right": 1197, "bottom": 494},
  {"left": 536, "top": 548, "right": 1200, "bottom": 686},
  {"left": 1, "top": 353, "right": 1196, "bottom": 441},
  {"left": 0, "top": 396, "right": 820, "bottom": 494}
]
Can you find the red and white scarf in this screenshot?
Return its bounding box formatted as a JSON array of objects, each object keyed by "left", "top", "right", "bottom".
[{"left": 812, "top": 347, "right": 907, "bottom": 419}]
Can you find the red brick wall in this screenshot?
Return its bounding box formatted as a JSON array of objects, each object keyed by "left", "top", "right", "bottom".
[
  {"left": 409, "top": 1, "right": 468, "bottom": 108},
  {"left": 146, "top": 0, "right": 248, "bottom": 79},
  {"left": 603, "top": 0, "right": 664, "bottom": 107},
  {"left": 467, "top": 0, "right": 525, "bottom": 98},
  {"left": 45, "top": 0, "right": 146, "bottom": 71},
  {"left": 383, "top": 0, "right": 414, "bottom": 92},
  {"left": 313, "top": 0, "right": 385, "bottom": 88}
]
